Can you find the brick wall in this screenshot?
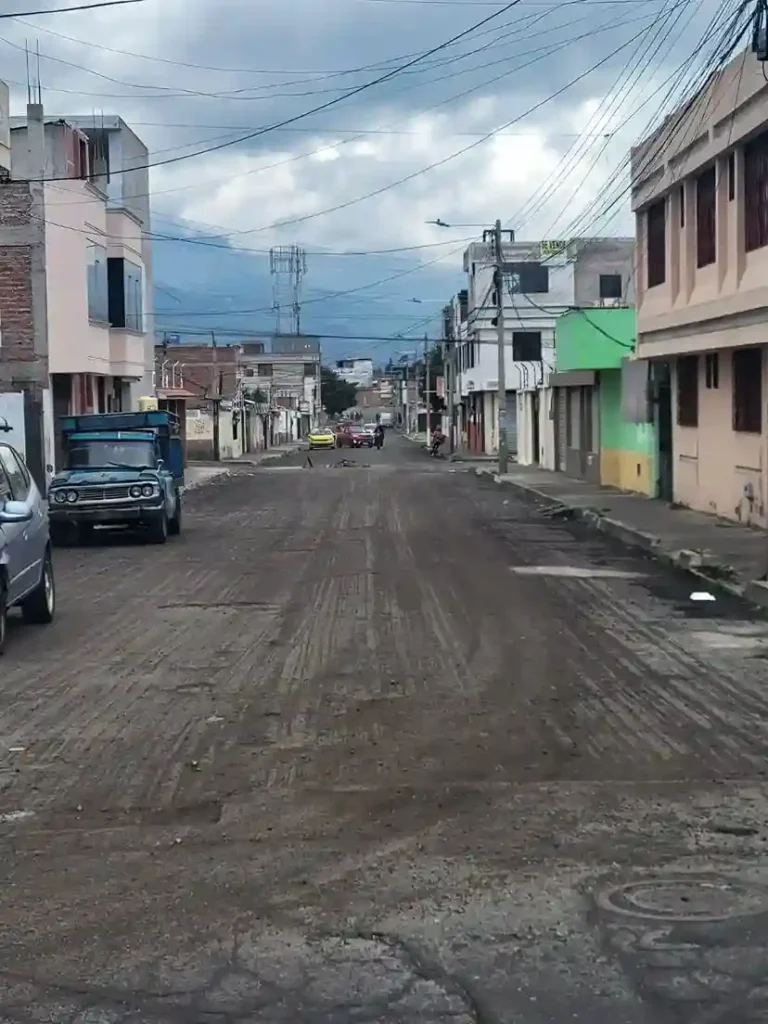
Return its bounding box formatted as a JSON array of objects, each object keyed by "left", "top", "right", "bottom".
[
  {"left": 0, "top": 183, "right": 33, "bottom": 227},
  {"left": 155, "top": 345, "right": 239, "bottom": 406},
  {"left": 0, "top": 182, "right": 37, "bottom": 377}
]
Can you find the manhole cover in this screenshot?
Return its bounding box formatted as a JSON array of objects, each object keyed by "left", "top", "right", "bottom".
[{"left": 598, "top": 878, "right": 768, "bottom": 923}]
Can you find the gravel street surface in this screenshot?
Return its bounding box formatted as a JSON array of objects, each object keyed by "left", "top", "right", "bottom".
[{"left": 3, "top": 435, "right": 768, "bottom": 1022}]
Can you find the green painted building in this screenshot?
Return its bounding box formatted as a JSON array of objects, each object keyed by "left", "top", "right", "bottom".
[{"left": 553, "top": 309, "right": 656, "bottom": 496}]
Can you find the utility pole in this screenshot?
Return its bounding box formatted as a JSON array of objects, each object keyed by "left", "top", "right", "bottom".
[
  {"left": 210, "top": 329, "right": 220, "bottom": 462},
  {"left": 424, "top": 333, "right": 430, "bottom": 437},
  {"left": 494, "top": 218, "right": 508, "bottom": 475},
  {"left": 445, "top": 339, "right": 456, "bottom": 456}
]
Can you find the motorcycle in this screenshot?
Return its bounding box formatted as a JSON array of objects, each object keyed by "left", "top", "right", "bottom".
[{"left": 429, "top": 435, "right": 445, "bottom": 458}]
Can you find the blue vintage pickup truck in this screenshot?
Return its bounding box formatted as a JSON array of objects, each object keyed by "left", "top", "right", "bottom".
[{"left": 47, "top": 410, "right": 184, "bottom": 545}]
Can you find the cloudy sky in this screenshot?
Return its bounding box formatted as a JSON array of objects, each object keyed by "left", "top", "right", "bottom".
[{"left": 0, "top": 0, "right": 733, "bottom": 353}]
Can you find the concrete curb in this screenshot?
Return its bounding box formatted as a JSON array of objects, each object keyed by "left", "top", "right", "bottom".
[
  {"left": 257, "top": 445, "right": 303, "bottom": 465},
  {"left": 180, "top": 468, "right": 231, "bottom": 494},
  {"left": 473, "top": 466, "right": 751, "bottom": 604}
]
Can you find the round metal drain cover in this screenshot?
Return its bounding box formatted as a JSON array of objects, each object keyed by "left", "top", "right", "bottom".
[{"left": 598, "top": 878, "right": 768, "bottom": 923}]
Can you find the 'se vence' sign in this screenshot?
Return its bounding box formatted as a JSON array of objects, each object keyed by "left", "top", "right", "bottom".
[{"left": 539, "top": 240, "right": 567, "bottom": 258}]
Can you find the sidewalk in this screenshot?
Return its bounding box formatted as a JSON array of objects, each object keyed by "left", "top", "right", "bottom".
[
  {"left": 220, "top": 441, "right": 304, "bottom": 466},
  {"left": 183, "top": 465, "right": 230, "bottom": 491},
  {"left": 183, "top": 442, "right": 303, "bottom": 490},
  {"left": 476, "top": 464, "right": 768, "bottom": 605}
]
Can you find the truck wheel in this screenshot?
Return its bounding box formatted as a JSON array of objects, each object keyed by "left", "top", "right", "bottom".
[
  {"left": 168, "top": 495, "right": 182, "bottom": 536},
  {"left": 21, "top": 550, "right": 55, "bottom": 625},
  {"left": 147, "top": 511, "right": 168, "bottom": 545},
  {"left": 0, "top": 581, "right": 7, "bottom": 655}
]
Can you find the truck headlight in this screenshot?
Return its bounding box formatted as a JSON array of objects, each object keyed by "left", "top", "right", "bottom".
[
  {"left": 53, "top": 491, "right": 67, "bottom": 504},
  {"left": 129, "top": 485, "right": 143, "bottom": 498},
  {"left": 141, "top": 484, "right": 156, "bottom": 497},
  {"left": 66, "top": 490, "right": 78, "bottom": 503}
]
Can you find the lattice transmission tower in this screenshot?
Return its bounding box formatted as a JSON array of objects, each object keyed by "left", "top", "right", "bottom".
[{"left": 269, "top": 245, "right": 308, "bottom": 335}]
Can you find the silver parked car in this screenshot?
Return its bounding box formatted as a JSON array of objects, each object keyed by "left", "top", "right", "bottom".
[{"left": 0, "top": 434, "right": 55, "bottom": 654}]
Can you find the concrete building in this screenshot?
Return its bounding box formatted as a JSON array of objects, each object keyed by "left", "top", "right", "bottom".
[
  {"left": 0, "top": 98, "right": 153, "bottom": 482},
  {"left": 548, "top": 309, "right": 656, "bottom": 495},
  {"left": 336, "top": 357, "right": 373, "bottom": 389},
  {"left": 240, "top": 340, "right": 320, "bottom": 445},
  {"left": 632, "top": 48, "right": 768, "bottom": 525},
  {"left": 451, "top": 234, "right": 634, "bottom": 456}
]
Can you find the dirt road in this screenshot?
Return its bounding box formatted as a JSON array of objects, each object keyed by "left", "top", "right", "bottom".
[{"left": 2, "top": 436, "right": 768, "bottom": 1022}]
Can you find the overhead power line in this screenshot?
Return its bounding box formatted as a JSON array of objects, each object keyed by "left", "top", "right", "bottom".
[
  {"left": 168, "top": 11, "right": 672, "bottom": 241},
  {"left": 27, "top": 0, "right": 527, "bottom": 182},
  {"left": 41, "top": 5, "right": 618, "bottom": 206},
  {"left": 9, "top": 0, "right": 665, "bottom": 75},
  {"left": 148, "top": 8, "right": 748, "bottom": 326},
  {"left": 5, "top": 5, "right": 566, "bottom": 96},
  {"left": 0, "top": 0, "right": 143, "bottom": 15}
]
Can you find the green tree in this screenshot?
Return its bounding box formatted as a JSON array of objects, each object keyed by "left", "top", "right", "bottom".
[{"left": 321, "top": 366, "right": 358, "bottom": 417}]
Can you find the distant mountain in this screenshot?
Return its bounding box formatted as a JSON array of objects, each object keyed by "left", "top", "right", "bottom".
[{"left": 151, "top": 217, "right": 460, "bottom": 362}]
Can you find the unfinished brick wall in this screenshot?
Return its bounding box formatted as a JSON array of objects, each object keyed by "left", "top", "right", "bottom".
[
  {"left": 154, "top": 344, "right": 239, "bottom": 407},
  {"left": 0, "top": 248, "right": 34, "bottom": 365},
  {"left": 0, "top": 182, "right": 33, "bottom": 227},
  {"left": 0, "top": 182, "right": 37, "bottom": 378}
]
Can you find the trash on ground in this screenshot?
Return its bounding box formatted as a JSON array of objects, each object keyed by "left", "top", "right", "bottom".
[{"left": 690, "top": 591, "right": 716, "bottom": 602}]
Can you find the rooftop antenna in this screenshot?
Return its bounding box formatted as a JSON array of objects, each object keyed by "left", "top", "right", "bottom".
[
  {"left": 35, "top": 39, "right": 42, "bottom": 104},
  {"left": 24, "top": 39, "right": 31, "bottom": 104}
]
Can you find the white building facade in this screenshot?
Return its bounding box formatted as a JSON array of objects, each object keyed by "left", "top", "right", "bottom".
[
  {"left": 0, "top": 96, "right": 153, "bottom": 485},
  {"left": 450, "top": 235, "right": 634, "bottom": 458},
  {"left": 336, "top": 357, "right": 373, "bottom": 389}
]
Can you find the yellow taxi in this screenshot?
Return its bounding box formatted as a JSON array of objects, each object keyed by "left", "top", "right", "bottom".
[{"left": 307, "top": 427, "right": 336, "bottom": 450}]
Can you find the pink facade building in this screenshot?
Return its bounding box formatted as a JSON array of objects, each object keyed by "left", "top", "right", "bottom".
[{"left": 633, "top": 50, "right": 768, "bottom": 526}]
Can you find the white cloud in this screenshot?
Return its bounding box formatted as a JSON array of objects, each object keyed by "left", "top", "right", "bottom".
[{"left": 0, "top": 0, "right": 723, "bottom": 346}]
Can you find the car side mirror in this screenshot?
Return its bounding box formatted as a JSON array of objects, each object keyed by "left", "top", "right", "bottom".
[{"left": 0, "top": 500, "right": 32, "bottom": 523}]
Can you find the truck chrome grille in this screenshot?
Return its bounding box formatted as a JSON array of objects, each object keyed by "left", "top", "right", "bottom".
[{"left": 78, "top": 485, "right": 131, "bottom": 501}]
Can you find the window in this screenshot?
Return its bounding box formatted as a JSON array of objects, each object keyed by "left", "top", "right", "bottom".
[
  {"left": 676, "top": 354, "right": 698, "bottom": 427},
  {"left": 696, "top": 166, "right": 716, "bottom": 267},
  {"left": 107, "top": 258, "right": 143, "bottom": 330},
  {"left": 733, "top": 347, "right": 762, "bottom": 433},
  {"left": 0, "top": 446, "right": 30, "bottom": 501},
  {"left": 581, "top": 386, "right": 593, "bottom": 451},
  {"left": 87, "top": 241, "right": 108, "bottom": 323},
  {"left": 124, "top": 261, "right": 143, "bottom": 330},
  {"left": 728, "top": 152, "right": 735, "bottom": 201},
  {"left": 705, "top": 351, "right": 719, "bottom": 389},
  {"left": 77, "top": 136, "right": 88, "bottom": 180},
  {"left": 506, "top": 262, "right": 549, "bottom": 294},
  {"left": 512, "top": 331, "right": 542, "bottom": 361},
  {"left": 257, "top": 364, "right": 273, "bottom": 377},
  {"left": 599, "top": 273, "right": 622, "bottom": 300},
  {"left": 646, "top": 198, "right": 666, "bottom": 287},
  {"left": 680, "top": 185, "right": 685, "bottom": 227},
  {"left": 303, "top": 363, "right": 317, "bottom": 377},
  {"left": 745, "top": 129, "right": 768, "bottom": 252}
]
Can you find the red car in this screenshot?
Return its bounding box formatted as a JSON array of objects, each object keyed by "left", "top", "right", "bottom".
[{"left": 349, "top": 425, "right": 374, "bottom": 448}]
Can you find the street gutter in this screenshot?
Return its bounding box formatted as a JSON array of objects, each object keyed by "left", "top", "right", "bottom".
[{"left": 472, "top": 467, "right": 764, "bottom": 608}]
